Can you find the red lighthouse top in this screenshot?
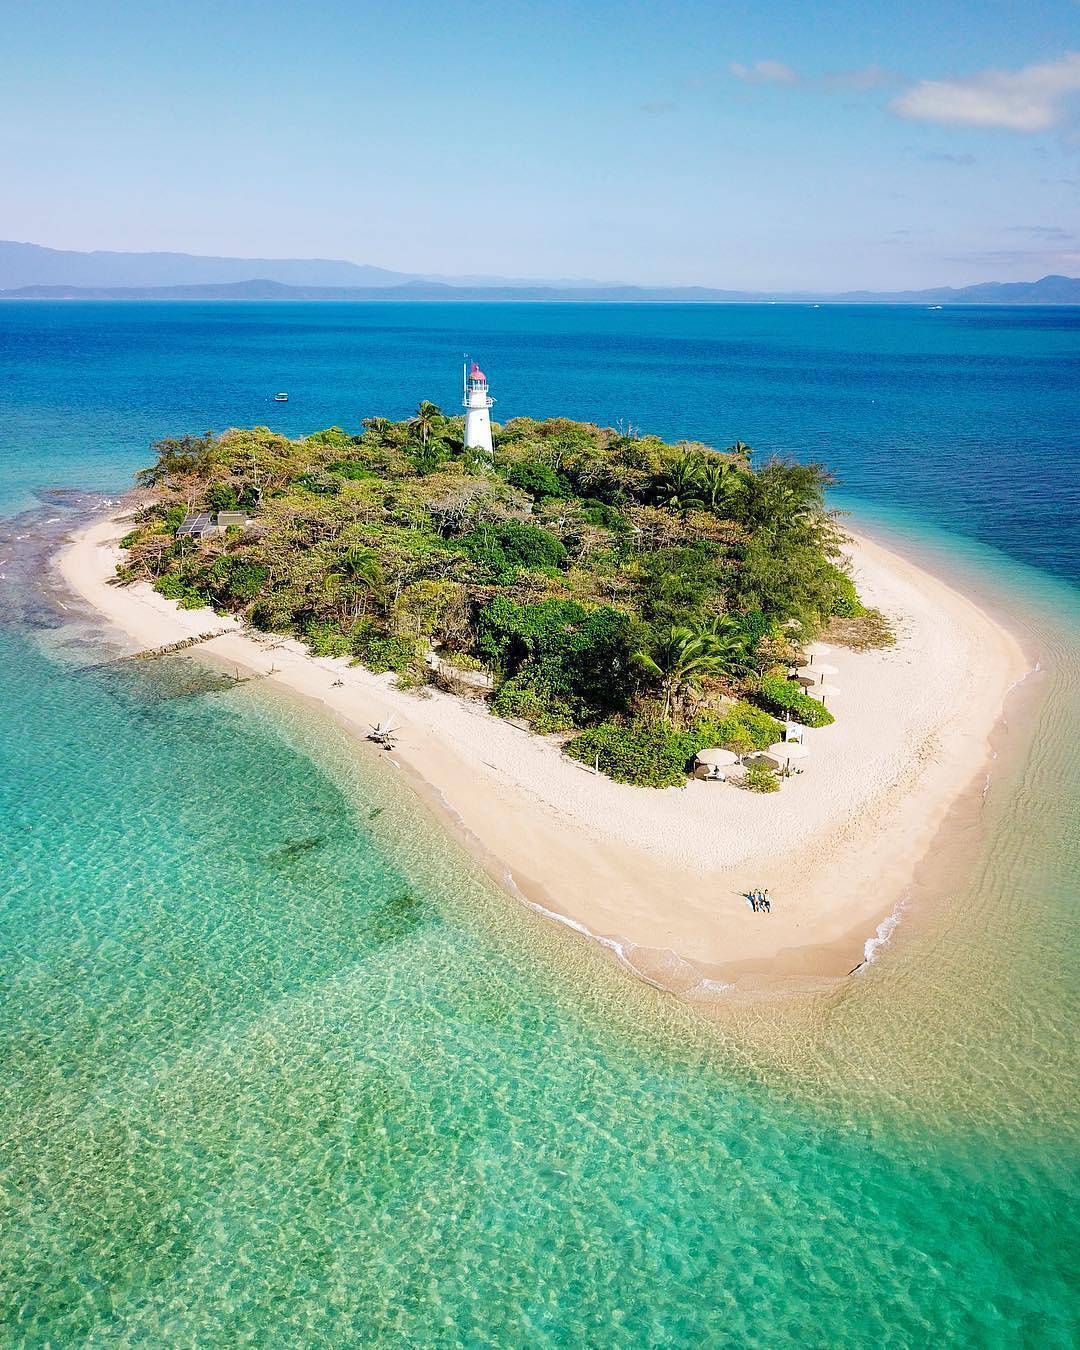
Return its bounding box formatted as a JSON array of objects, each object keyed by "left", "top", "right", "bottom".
[{"left": 468, "top": 362, "right": 487, "bottom": 383}]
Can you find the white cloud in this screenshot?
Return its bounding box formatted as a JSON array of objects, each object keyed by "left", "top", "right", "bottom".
[
  {"left": 891, "top": 52, "right": 1080, "bottom": 131},
  {"left": 729, "top": 60, "right": 799, "bottom": 86}
]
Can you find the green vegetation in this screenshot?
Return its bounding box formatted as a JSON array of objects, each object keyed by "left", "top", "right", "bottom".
[
  {"left": 757, "top": 674, "right": 836, "bottom": 728},
  {"left": 564, "top": 702, "right": 782, "bottom": 788},
  {"left": 119, "top": 407, "right": 872, "bottom": 786},
  {"left": 742, "top": 762, "right": 781, "bottom": 793}
]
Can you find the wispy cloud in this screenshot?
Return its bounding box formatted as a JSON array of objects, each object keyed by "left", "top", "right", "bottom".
[
  {"left": 729, "top": 60, "right": 798, "bottom": 86},
  {"left": 890, "top": 52, "right": 1080, "bottom": 131}
]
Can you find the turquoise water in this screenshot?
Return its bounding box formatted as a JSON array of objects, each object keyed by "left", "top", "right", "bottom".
[{"left": 0, "top": 305, "right": 1077, "bottom": 1344}]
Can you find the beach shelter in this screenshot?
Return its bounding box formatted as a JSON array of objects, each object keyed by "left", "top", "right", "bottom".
[
  {"left": 768, "top": 741, "right": 810, "bottom": 771},
  {"left": 804, "top": 642, "right": 832, "bottom": 664},
  {"left": 695, "top": 748, "right": 740, "bottom": 779},
  {"left": 696, "top": 748, "right": 740, "bottom": 766},
  {"left": 797, "top": 662, "right": 839, "bottom": 683}
]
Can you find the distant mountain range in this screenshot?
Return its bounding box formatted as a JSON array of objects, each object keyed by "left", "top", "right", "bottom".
[
  {"left": 2, "top": 242, "right": 1078, "bottom": 304},
  {"left": 0, "top": 241, "right": 603, "bottom": 293}
]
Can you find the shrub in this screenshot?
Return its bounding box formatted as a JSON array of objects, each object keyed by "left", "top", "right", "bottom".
[
  {"left": 352, "top": 628, "right": 422, "bottom": 675},
  {"left": 120, "top": 530, "right": 140, "bottom": 549},
  {"left": 736, "top": 609, "right": 772, "bottom": 650},
  {"left": 828, "top": 568, "right": 865, "bottom": 617},
  {"left": 206, "top": 555, "right": 269, "bottom": 606},
  {"left": 460, "top": 521, "right": 567, "bottom": 579},
  {"left": 207, "top": 483, "right": 239, "bottom": 512},
  {"left": 564, "top": 721, "right": 698, "bottom": 788},
  {"left": 153, "top": 573, "right": 206, "bottom": 609},
  {"left": 492, "top": 675, "right": 575, "bottom": 733},
  {"left": 293, "top": 470, "right": 341, "bottom": 495},
  {"left": 503, "top": 460, "right": 571, "bottom": 500},
  {"left": 476, "top": 598, "right": 637, "bottom": 719},
  {"left": 328, "top": 459, "right": 376, "bottom": 480},
  {"left": 694, "top": 701, "right": 782, "bottom": 754},
  {"left": 742, "top": 762, "right": 780, "bottom": 793},
  {"left": 441, "top": 651, "right": 485, "bottom": 672},
  {"left": 305, "top": 426, "right": 354, "bottom": 449},
  {"left": 305, "top": 622, "right": 354, "bottom": 658},
  {"left": 758, "top": 674, "right": 835, "bottom": 728},
  {"left": 579, "top": 499, "right": 627, "bottom": 530}
]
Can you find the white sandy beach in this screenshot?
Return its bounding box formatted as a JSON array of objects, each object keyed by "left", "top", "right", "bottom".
[{"left": 58, "top": 513, "right": 1030, "bottom": 993}]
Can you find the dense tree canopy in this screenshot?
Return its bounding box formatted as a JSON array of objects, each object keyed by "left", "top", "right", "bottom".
[{"left": 118, "top": 410, "right": 885, "bottom": 785}]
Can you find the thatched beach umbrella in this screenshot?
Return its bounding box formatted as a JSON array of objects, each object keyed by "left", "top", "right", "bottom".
[
  {"left": 696, "top": 748, "right": 740, "bottom": 767},
  {"left": 797, "top": 662, "right": 838, "bottom": 683},
  {"left": 767, "top": 740, "right": 810, "bottom": 772}
]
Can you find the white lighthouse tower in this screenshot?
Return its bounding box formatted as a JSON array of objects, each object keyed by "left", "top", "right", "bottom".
[{"left": 462, "top": 360, "right": 494, "bottom": 461}]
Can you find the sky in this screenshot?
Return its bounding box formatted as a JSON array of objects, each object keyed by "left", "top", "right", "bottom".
[{"left": 1, "top": 0, "right": 1078, "bottom": 289}]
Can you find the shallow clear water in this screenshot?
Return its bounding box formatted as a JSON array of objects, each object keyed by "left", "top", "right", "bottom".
[{"left": 0, "top": 305, "right": 1077, "bottom": 1344}]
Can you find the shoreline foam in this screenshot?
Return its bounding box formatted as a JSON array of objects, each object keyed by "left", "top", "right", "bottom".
[{"left": 56, "top": 510, "right": 1035, "bottom": 996}]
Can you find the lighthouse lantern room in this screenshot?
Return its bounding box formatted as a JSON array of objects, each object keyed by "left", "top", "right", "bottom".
[{"left": 462, "top": 360, "right": 494, "bottom": 460}]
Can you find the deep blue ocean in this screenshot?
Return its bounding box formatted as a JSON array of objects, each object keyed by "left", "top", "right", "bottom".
[
  {"left": 0, "top": 302, "right": 1077, "bottom": 1345},
  {"left": 1, "top": 301, "right": 1077, "bottom": 582}
]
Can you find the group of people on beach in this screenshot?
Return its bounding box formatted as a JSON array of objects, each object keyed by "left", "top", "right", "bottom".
[{"left": 746, "top": 889, "right": 771, "bottom": 914}]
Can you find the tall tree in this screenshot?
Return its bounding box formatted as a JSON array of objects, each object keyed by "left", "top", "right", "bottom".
[
  {"left": 323, "top": 546, "right": 384, "bottom": 622},
  {"left": 634, "top": 618, "right": 747, "bottom": 718},
  {"left": 408, "top": 401, "right": 444, "bottom": 449}
]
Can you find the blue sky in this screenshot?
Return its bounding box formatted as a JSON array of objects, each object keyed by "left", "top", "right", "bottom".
[{"left": 1, "top": 0, "right": 1077, "bottom": 288}]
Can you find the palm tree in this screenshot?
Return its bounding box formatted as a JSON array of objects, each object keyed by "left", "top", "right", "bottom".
[
  {"left": 324, "top": 547, "right": 384, "bottom": 621},
  {"left": 408, "top": 401, "right": 443, "bottom": 450},
  {"left": 699, "top": 456, "right": 743, "bottom": 512},
  {"left": 634, "top": 618, "right": 747, "bottom": 718},
  {"left": 655, "top": 451, "right": 705, "bottom": 512}
]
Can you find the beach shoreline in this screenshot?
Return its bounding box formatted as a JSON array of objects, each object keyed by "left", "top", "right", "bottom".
[{"left": 56, "top": 508, "right": 1036, "bottom": 997}]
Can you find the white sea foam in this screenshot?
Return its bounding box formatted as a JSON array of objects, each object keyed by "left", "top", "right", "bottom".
[{"left": 861, "top": 893, "right": 909, "bottom": 966}]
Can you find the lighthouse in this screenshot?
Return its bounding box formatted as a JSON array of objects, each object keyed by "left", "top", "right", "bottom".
[{"left": 462, "top": 360, "right": 494, "bottom": 461}]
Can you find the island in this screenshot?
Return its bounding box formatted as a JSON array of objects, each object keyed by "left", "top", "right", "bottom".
[{"left": 61, "top": 404, "right": 1029, "bottom": 995}]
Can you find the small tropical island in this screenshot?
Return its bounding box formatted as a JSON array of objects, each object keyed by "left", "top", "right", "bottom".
[
  {"left": 114, "top": 395, "right": 890, "bottom": 791},
  {"left": 61, "top": 371, "right": 1026, "bottom": 991}
]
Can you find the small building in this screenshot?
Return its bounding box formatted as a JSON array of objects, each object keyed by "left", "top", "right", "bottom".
[
  {"left": 176, "top": 510, "right": 253, "bottom": 540},
  {"left": 176, "top": 511, "right": 219, "bottom": 540}
]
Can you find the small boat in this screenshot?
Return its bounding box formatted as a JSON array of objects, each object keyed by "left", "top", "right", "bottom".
[{"left": 274, "top": 392, "right": 289, "bottom": 402}]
